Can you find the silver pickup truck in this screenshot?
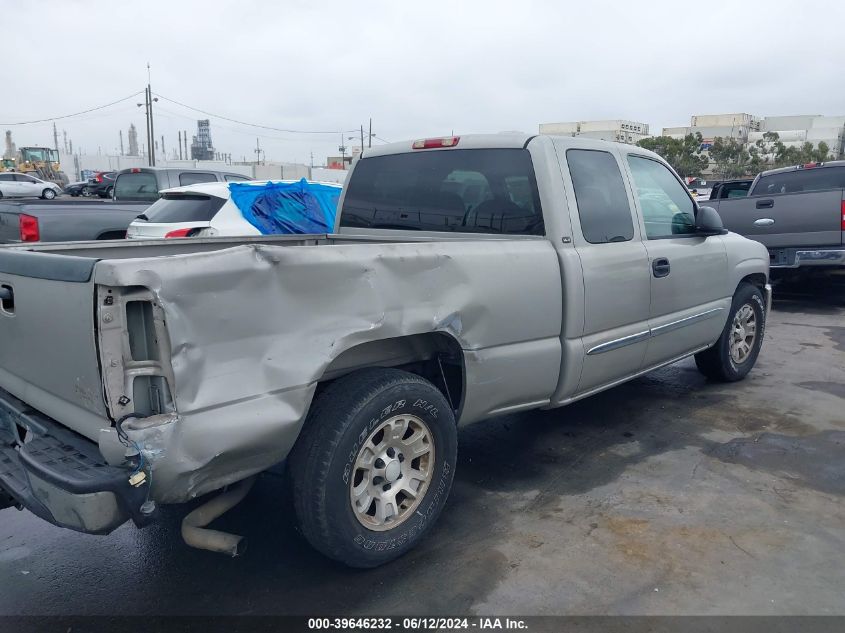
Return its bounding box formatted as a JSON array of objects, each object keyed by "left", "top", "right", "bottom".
[
  {"left": 0, "top": 134, "right": 770, "bottom": 567},
  {"left": 705, "top": 161, "right": 845, "bottom": 270}
]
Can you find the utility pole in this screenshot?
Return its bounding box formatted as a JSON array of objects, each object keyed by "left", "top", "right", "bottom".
[
  {"left": 177, "top": 131, "right": 182, "bottom": 160},
  {"left": 119, "top": 130, "right": 124, "bottom": 156},
  {"left": 360, "top": 125, "right": 365, "bottom": 155},
  {"left": 255, "top": 138, "right": 264, "bottom": 165},
  {"left": 62, "top": 130, "right": 68, "bottom": 153},
  {"left": 183, "top": 130, "right": 188, "bottom": 160},
  {"left": 369, "top": 118, "right": 372, "bottom": 148},
  {"left": 53, "top": 123, "right": 59, "bottom": 152},
  {"left": 161, "top": 135, "right": 165, "bottom": 163}
]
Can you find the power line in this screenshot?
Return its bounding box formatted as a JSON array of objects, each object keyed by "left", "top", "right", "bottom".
[
  {"left": 153, "top": 92, "right": 356, "bottom": 135},
  {"left": 0, "top": 91, "right": 145, "bottom": 126}
]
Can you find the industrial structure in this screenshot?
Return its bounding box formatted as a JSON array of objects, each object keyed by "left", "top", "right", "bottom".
[
  {"left": 3, "top": 131, "right": 16, "bottom": 159},
  {"left": 538, "top": 119, "right": 650, "bottom": 145},
  {"left": 190, "top": 119, "right": 214, "bottom": 161},
  {"left": 127, "top": 124, "right": 139, "bottom": 157}
]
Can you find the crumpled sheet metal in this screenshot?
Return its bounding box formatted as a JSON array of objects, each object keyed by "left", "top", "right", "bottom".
[{"left": 95, "top": 238, "right": 563, "bottom": 501}]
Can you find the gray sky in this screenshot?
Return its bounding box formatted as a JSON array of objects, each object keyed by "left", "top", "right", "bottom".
[{"left": 3, "top": 0, "right": 844, "bottom": 165}]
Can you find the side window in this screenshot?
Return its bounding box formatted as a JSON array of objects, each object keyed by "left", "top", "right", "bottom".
[
  {"left": 179, "top": 172, "right": 217, "bottom": 186},
  {"left": 0, "top": 174, "right": 13, "bottom": 182},
  {"left": 566, "top": 149, "right": 634, "bottom": 244},
  {"left": 224, "top": 174, "right": 250, "bottom": 182},
  {"left": 627, "top": 155, "right": 696, "bottom": 239},
  {"left": 14, "top": 174, "right": 36, "bottom": 183}
]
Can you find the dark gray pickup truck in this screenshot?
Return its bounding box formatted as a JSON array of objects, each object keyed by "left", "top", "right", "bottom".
[
  {"left": 704, "top": 161, "right": 845, "bottom": 270},
  {"left": 0, "top": 199, "right": 149, "bottom": 243}
]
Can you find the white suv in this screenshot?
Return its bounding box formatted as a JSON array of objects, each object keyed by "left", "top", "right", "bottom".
[
  {"left": 0, "top": 172, "right": 62, "bottom": 199},
  {"left": 126, "top": 179, "right": 342, "bottom": 239}
]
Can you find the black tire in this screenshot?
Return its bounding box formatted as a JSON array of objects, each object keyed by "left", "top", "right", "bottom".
[
  {"left": 289, "top": 368, "right": 457, "bottom": 568},
  {"left": 41, "top": 188, "right": 56, "bottom": 200},
  {"left": 81, "top": 186, "right": 90, "bottom": 197},
  {"left": 106, "top": 186, "right": 114, "bottom": 198},
  {"left": 695, "top": 283, "right": 766, "bottom": 382}
]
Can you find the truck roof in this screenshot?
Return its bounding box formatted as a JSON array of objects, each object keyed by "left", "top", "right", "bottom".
[
  {"left": 362, "top": 133, "right": 657, "bottom": 159},
  {"left": 758, "top": 159, "right": 845, "bottom": 177}
]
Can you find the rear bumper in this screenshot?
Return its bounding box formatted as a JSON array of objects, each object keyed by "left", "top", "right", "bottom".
[
  {"left": 770, "top": 247, "right": 845, "bottom": 269},
  {"left": 0, "top": 387, "right": 157, "bottom": 534}
]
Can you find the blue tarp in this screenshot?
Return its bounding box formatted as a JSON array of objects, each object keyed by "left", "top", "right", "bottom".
[{"left": 229, "top": 179, "right": 341, "bottom": 235}]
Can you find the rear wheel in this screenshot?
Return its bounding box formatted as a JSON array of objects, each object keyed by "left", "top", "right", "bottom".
[
  {"left": 695, "top": 283, "right": 766, "bottom": 382},
  {"left": 41, "top": 188, "right": 56, "bottom": 200},
  {"left": 289, "top": 368, "right": 457, "bottom": 568}
]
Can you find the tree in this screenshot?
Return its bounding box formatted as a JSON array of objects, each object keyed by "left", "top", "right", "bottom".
[
  {"left": 636, "top": 133, "right": 708, "bottom": 178},
  {"left": 709, "top": 137, "right": 751, "bottom": 179}
]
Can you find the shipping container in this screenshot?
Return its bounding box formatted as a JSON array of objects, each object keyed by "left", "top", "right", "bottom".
[
  {"left": 748, "top": 130, "right": 807, "bottom": 143},
  {"left": 762, "top": 115, "right": 820, "bottom": 132},
  {"left": 691, "top": 113, "right": 759, "bottom": 129},
  {"left": 538, "top": 122, "right": 579, "bottom": 135}
]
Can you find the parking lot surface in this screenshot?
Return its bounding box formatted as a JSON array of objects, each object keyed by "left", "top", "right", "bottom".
[{"left": 0, "top": 276, "right": 843, "bottom": 616}]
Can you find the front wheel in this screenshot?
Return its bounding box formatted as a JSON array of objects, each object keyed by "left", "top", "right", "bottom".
[
  {"left": 289, "top": 368, "right": 457, "bottom": 568},
  {"left": 695, "top": 283, "right": 766, "bottom": 382},
  {"left": 41, "top": 188, "right": 56, "bottom": 200}
]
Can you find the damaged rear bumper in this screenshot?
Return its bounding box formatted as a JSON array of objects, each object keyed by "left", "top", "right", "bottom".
[{"left": 0, "top": 387, "right": 156, "bottom": 535}]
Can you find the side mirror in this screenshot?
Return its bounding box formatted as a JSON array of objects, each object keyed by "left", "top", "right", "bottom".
[{"left": 695, "top": 205, "right": 728, "bottom": 236}]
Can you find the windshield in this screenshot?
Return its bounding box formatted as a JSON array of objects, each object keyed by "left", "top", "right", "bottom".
[
  {"left": 114, "top": 172, "right": 160, "bottom": 201},
  {"left": 140, "top": 193, "right": 226, "bottom": 223},
  {"left": 20, "top": 148, "right": 58, "bottom": 163}
]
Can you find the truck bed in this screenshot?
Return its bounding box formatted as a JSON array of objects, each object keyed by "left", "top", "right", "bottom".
[
  {"left": 0, "top": 199, "right": 150, "bottom": 243},
  {"left": 0, "top": 233, "right": 562, "bottom": 501}
]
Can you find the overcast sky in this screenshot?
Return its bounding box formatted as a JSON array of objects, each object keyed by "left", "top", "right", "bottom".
[{"left": 2, "top": 0, "right": 844, "bottom": 166}]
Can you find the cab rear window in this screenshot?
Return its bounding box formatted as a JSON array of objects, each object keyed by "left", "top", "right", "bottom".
[
  {"left": 114, "top": 172, "right": 159, "bottom": 201},
  {"left": 140, "top": 194, "right": 226, "bottom": 223},
  {"left": 341, "top": 149, "right": 544, "bottom": 235},
  {"left": 754, "top": 166, "right": 845, "bottom": 195}
]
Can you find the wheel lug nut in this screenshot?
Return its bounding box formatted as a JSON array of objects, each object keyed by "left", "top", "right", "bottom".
[
  {"left": 374, "top": 458, "right": 385, "bottom": 469},
  {"left": 387, "top": 447, "right": 395, "bottom": 458},
  {"left": 398, "top": 454, "right": 405, "bottom": 462},
  {"left": 373, "top": 476, "right": 383, "bottom": 484},
  {"left": 383, "top": 484, "right": 391, "bottom": 491}
]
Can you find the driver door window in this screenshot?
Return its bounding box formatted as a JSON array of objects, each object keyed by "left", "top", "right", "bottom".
[
  {"left": 14, "top": 174, "right": 40, "bottom": 196},
  {"left": 627, "top": 156, "right": 696, "bottom": 239}
]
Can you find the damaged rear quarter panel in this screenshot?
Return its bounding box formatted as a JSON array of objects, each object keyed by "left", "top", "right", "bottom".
[{"left": 93, "top": 238, "right": 562, "bottom": 502}]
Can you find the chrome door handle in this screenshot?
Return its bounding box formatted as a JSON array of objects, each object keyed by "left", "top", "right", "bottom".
[{"left": 753, "top": 218, "right": 775, "bottom": 226}]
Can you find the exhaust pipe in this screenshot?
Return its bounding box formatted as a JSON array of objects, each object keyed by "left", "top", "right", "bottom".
[{"left": 181, "top": 476, "right": 256, "bottom": 557}]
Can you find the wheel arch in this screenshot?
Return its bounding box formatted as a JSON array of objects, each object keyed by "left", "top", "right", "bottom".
[{"left": 319, "top": 332, "right": 466, "bottom": 418}]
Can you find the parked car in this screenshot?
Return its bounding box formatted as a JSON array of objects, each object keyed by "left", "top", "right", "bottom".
[
  {"left": 63, "top": 181, "right": 92, "bottom": 197},
  {"left": 113, "top": 166, "right": 252, "bottom": 202},
  {"left": 0, "top": 134, "right": 770, "bottom": 568},
  {"left": 0, "top": 172, "right": 62, "bottom": 199},
  {"left": 88, "top": 171, "right": 117, "bottom": 198},
  {"left": 0, "top": 199, "right": 151, "bottom": 243},
  {"left": 126, "top": 179, "right": 342, "bottom": 239},
  {"left": 708, "top": 179, "right": 753, "bottom": 200},
  {"left": 686, "top": 177, "right": 724, "bottom": 201},
  {"left": 703, "top": 161, "right": 845, "bottom": 270}
]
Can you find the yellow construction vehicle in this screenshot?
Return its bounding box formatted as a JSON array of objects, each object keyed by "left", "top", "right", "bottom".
[{"left": 14, "top": 147, "right": 68, "bottom": 186}]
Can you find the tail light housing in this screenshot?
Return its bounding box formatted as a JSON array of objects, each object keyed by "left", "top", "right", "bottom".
[
  {"left": 841, "top": 200, "right": 845, "bottom": 231},
  {"left": 412, "top": 136, "right": 460, "bottom": 150},
  {"left": 19, "top": 214, "right": 40, "bottom": 242},
  {"left": 164, "top": 227, "right": 200, "bottom": 238}
]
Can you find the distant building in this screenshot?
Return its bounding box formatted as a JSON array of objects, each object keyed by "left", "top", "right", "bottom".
[
  {"left": 662, "top": 113, "right": 844, "bottom": 172},
  {"left": 538, "top": 119, "right": 650, "bottom": 144},
  {"left": 190, "top": 119, "right": 214, "bottom": 161},
  {"left": 127, "top": 124, "right": 139, "bottom": 157}
]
